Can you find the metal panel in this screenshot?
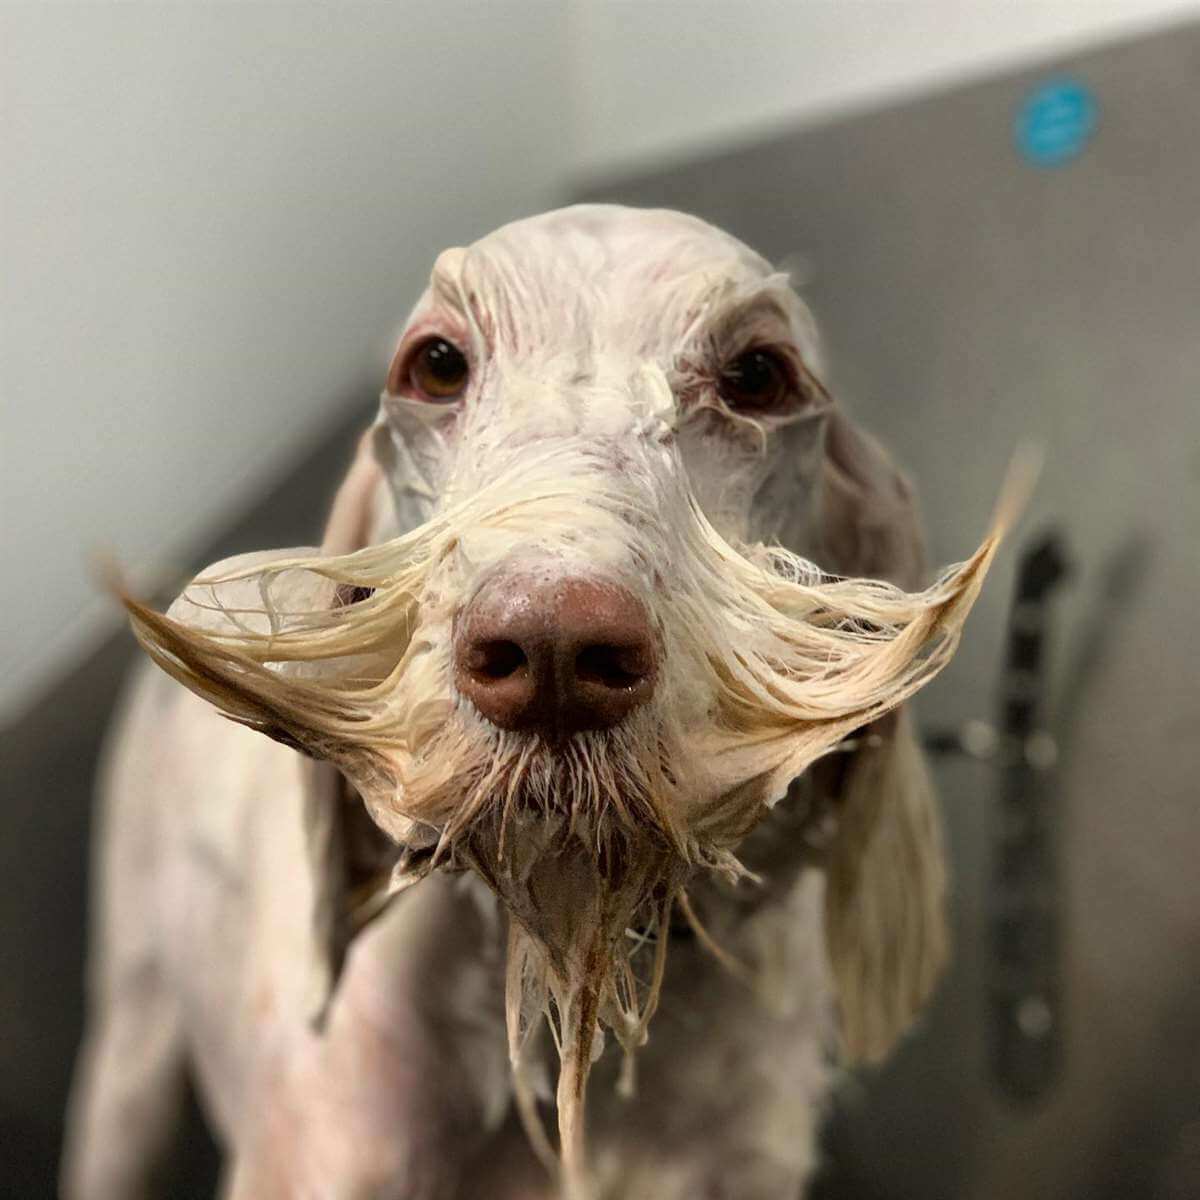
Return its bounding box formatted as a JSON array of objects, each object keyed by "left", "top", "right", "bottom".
[{"left": 582, "top": 24, "right": 1200, "bottom": 1200}]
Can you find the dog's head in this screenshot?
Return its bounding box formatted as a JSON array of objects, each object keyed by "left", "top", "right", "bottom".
[{"left": 127, "top": 206, "right": 1013, "bottom": 1177}]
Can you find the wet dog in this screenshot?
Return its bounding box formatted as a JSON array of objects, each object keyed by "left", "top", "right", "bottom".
[{"left": 64, "top": 206, "right": 1012, "bottom": 1199}]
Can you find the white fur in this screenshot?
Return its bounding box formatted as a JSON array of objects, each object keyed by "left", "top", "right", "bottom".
[{"left": 63, "top": 206, "right": 1015, "bottom": 1200}]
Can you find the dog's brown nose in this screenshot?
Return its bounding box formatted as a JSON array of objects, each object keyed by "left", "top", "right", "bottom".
[{"left": 454, "top": 574, "right": 657, "bottom": 737}]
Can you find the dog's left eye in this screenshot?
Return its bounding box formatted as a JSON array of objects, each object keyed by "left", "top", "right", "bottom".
[
  {"left": 408, "top": 337, "right": 469, "bottom": 401},
  {"left": 718, "top": 349, "right": 792, "bottom": 413}
]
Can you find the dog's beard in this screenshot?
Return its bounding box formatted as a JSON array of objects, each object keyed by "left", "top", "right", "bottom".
[{"left": 400, "top": 717, "right": 716, "bottom": 1193}]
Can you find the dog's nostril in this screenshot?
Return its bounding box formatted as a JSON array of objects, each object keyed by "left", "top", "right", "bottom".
[
  {"left": 575, "top": 644, "right": 649, "bottom": 689},
  {"left": 467, "top": 639, "right": 527, "bottom": 681}
]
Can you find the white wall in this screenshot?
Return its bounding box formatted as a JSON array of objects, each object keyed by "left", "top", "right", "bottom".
[
  {"left": 567, "top": 0, "right": 1200, "bottom": 177},
  {"left": 1, "top": 2, "right": 570, "bottom": 721}
]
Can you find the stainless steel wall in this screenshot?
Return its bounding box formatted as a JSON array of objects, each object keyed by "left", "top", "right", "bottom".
[{"left": 583, "top": 24, "right": 1200, "bottom": 1200}]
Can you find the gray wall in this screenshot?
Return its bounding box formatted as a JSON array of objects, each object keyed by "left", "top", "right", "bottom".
[{"left": 568, "top": 0, "right": 1200, "bottom": 176}]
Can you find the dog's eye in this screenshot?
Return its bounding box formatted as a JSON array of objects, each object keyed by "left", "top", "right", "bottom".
[
  {"left": 408, "top": 337, "right": 469, "bottom": 401},
  {"left": 718, "top": 348, "right": 792, "bottom": 413}
]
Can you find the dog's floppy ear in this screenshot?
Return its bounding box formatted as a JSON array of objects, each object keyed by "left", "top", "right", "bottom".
[
  {"left": 127, "top": 429, "right": 402, "bottom": 1020},
  {"left": 304, "top": 427, "right": 400, "bottom": 1017},
  {"left": 817, "top": 409, "right": 949, "bottom": 1063}
]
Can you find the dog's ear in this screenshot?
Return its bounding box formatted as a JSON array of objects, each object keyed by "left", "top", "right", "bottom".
[
  {"left": 126, "top": 429, "right": 404, "bottom": 1020},
  {"left": 819, "top": 409, "right": 926, "bottom": 588},
  {"left": 304, "top": 427, "right": 401, "bottom": 1017},
  {"left": 821, "top": 709, "right": 947, "bottom": 1062},
  {"left": 817, "top": 409, "right": 949, "bottom": 1063},
  {"left": 301, "top": 754, "right": 400, "bottom": 1024}
]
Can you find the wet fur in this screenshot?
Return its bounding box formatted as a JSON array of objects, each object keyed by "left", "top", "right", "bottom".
[{"left": 63, "top": 206, "right": 1016, "bottom": 1200}]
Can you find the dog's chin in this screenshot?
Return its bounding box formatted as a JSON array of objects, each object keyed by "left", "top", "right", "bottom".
[
  {"left": 461, "top": 806, "right": 676, "bottom": 953},
  {"left": 393, "top": 717, "right": 762, "bottom": 1050},
  {"left": 423, "top": 730, "right": 685, "bottom": 1008}
]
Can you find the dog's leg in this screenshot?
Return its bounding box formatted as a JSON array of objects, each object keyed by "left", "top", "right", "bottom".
[
  {"left": 61, "top": 674, "right": 191, "bottom": 1200},
  {"left": 62, "top": 968, "right": 188, "bottom": 1200},
  {"left": 221, "top": 872, "right": 516, "bottom": 1200}
]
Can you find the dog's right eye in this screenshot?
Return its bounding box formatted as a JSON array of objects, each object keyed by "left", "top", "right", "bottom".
[
  {"left": 406, "top": 337, "right": 469, "bottom": 402},
  {"left": 718, "top": 348, "right": 793, "bottom": 413}
]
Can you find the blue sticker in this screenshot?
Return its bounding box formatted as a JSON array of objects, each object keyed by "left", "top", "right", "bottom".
[{"left": 1015, "top": 78, "right": 1098, "bottom": 168}]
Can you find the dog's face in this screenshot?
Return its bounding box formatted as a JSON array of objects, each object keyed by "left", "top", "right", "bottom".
[
  {"left": 358, "top": 206, "right": 847, "bottom": 846},
  {"left": 128, "top": 205, "right": 1009, "bottom": 1180}
]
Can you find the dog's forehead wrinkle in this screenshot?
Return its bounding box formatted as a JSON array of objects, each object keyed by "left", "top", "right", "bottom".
[
  {"left": 408, "top": 213, "right": 820, "bottom": 403},
  {"left": 452, "top": 206, "right": 787, "bottom": 362}
]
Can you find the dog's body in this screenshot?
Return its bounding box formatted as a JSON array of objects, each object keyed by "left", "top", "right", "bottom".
[
  {"left": 68, "top": 659, "right": 834, "bottom": 1199},
  {"left": 64, "top": 207, "right": 999, "bottom": 1199}
]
